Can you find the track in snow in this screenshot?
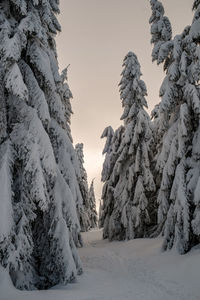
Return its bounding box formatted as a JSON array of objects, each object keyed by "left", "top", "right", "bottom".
[
  {"left": 54, "top": 229, "right": 199, "bottom": 300},
  {"left": 1, "top": 229, "right": 199, "bottom": 300}
]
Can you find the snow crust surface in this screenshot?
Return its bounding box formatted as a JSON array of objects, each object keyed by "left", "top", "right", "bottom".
[{"left": 0, "top": 229, "right": 199, "bottom": 300}]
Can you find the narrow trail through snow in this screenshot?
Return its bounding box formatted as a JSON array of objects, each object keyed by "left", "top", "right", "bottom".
[
  {"left": 69, "top": 229, "right": 199, "bottom": 300},
  {"left": 1, "top": 229, "right": 200, "bottom": 300}
]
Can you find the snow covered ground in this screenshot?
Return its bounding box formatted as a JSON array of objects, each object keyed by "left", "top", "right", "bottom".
[{"left": 1, "top": 229, "right": 200, "bottom": 300}]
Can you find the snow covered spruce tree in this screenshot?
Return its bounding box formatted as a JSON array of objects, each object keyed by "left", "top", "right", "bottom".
[
  {"left": 100, "top": 125, "right": 125, "bottom": 238},
  {"left": 98, "top": 199, "right": 103, "bottom": 228},
  {"left": 75, "top": 143, "right": 91, "bottom": 232},
  {"left": 101, "top": 126, "right": 114, "bottom": 183},
  {"left": 0, "top": 0, "right": 83, "bottom": 290},
  {"left": 149, "top": 0, "right": 200, "bottom": 253},
  {"left": 99, "top": 126, "right": 114, "bottom": 231},
  {"left": 88, "top": 180, "right": 98, "bottom": 229},
  {"left": 101, "top": 52, "right": 156, "bottom": 241}
]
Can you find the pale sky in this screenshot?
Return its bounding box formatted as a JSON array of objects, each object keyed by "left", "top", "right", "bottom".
[{"left": 56, "top": 0, "right": 193, "bottom": 204}]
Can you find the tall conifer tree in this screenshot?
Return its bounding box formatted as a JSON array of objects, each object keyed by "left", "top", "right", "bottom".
[
  {"left": 75, "top": 143, "right": 91, "bottom": 232},
  {"left": 149, "top": 0, "right": 200, "bottom": 253},
  {"left": 0, "top": 0, "right": 82, "bottom": 289},
  {"left": 100, "top": 125, "right": 124, "bottom": 239},
  {"left": 101, "top": 52, "right": 155, "bottom": 241},
  {"left": 88, "top": 180, "right": 98, "bottom": 229}
]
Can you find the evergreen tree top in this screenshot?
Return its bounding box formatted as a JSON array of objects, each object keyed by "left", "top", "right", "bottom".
[
  {"left": 75, "top": 143, "right": 84, "bottom": 158},
  {"left": 89, "top": 179, "right": 95, "bottom": 191},
  {"left": 149, "top": 0, "right": 172, "bottom": 65},
  {"left": 149, "top": 0, "right": 172, "bottom": 42},
  {"left": 101, "top": 126, "right": 114, "bottom": 139},
  {"left": 149, "top": 0, "right": 164, "bottom": 22},
  {"left": 75, "top": 143, "right": 88, "bottom": 180},
  {"left": 119, "top": 51, "right": 148, "bottom": 124},
  {"left": 101, "top": 126, "right": 114, "bottom": 155}
]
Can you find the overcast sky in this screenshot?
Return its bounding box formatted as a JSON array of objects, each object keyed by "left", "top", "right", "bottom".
[{"left": 56, "top": 0, "right": 194, "bottom": 203}]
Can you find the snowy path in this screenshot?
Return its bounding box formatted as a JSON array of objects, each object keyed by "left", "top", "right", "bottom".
[{"left": 1, "top": 229, "right": 200, "bottom": 300}]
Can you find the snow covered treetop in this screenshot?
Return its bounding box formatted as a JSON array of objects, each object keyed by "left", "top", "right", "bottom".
[
  {"left": 149, "top": 0, "right": 164, "bottom": 22},
  {"left": 119, "top": 51, "right": 148, "bottom": 124},
  {"left": 101, "top": 126, "right": 114, "bottom": 139},
  {"left": 149, "top": 0, "right": 172, "bottom": 42},
  {"left": 101, "top": 126, "right": 114, "bottom": 155},
  {"left": 75, "top": 143, "right": 84, "bottom": 164},
  {"left": 149, "top": 0, "right": 172, "bottom": 64}
]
